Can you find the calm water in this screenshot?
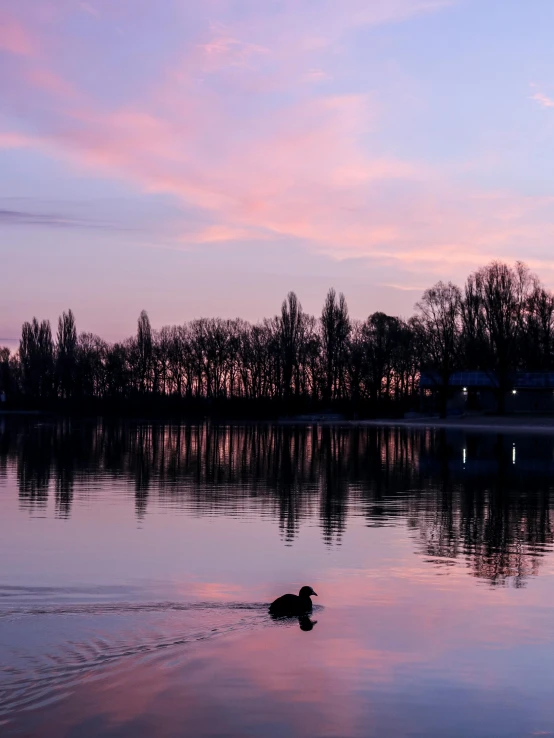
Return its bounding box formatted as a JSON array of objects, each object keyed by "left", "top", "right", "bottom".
[{"left": 2, "top": 420, "right": 554, "bottom": 737}]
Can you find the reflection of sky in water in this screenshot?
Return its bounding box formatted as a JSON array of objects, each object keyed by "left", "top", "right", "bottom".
[{"left": 2, "top": 421, "right": 554, "bottom": 736}]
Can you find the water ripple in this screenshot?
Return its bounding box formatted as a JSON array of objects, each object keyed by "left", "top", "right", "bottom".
[{"left": 0, "top": 599, "right": 269, "bottom": 723}]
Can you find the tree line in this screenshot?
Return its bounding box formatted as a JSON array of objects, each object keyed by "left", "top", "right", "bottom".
[{"left": 1, "top": 260, "right": 553, "bottom": 416}]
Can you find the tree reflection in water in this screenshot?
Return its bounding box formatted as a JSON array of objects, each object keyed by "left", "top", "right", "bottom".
[{"left": 3, "top": 421, "right": 554, "bottom": 587}]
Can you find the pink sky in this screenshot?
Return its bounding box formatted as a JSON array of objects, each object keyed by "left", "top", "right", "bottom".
[{"left": 2, "top": 0, "right": 554, "bottom": 340}]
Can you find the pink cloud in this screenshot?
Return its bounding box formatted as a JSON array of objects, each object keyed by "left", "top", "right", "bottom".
[
  {"left": 303, "top": 69, "right": 331, "bottom": 83},
  {"left": 182, "top": 225, "right": 266, "bottom": 244},
  {"left": 197, "top": 26, "right": 270, "bottom": 71},
  {"left": 382, "top": 282, "right": 427, "bottom": 291},
  {"left": 529, "top": 82, "right": 554, "bottom": 109},
  {"left": 0, "top": 14, "right": 35, "bottom": 56},
  {"left": 25, "top": 68, "right": 76, "bottom": 98},
  {"left": 0, "top": 132, "right": 37, "bottom": 149},
  {"left": 532, "top": 91, "right": 554, "bottom": 109},
  {"left": 3, "top": 80, "right": 553, "bottom": 276}
]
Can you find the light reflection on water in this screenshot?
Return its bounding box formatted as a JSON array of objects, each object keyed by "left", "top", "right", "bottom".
[{"left": 1, "top": 420, "right": 554, "bottom": 737}]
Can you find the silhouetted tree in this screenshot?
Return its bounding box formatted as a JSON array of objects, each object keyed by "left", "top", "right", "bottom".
[
  {"left": 362, "top": 312, "right": 403, "bottom": 402},
  {"left": 137, "top": 310, "right": 153, "bottom": 394},
  {"left": 19, "top": 318, "right": 54, "bottom": 400},
  {"left": 523, "top": 284, "right": 554, "bottom": 370},
  {"left": 76, "top": 332, "right": 108, "bottom": 398},
  {"left": 278, "top": 292, "right": 305, "bottom": 401},
  {"left": 7, "top": 260, "right": 553, "bottom": 416},
  {"left": 56, "top": 309, "right": 77, "bottom": 400},
  {"left": 413, "top": 282, "right": 462, "bottom": 417},
  {"left": 321, "top": 288, "right": 351, "bottom": 402},
  {"left": 0, "top": 346, "right": 12, "bottom": 398},
  {"left": 471, "top": 261, "right": 535, "bottom": 412},
  {"left": 460, "top": 272, "right": 488, "bottom": 372}
]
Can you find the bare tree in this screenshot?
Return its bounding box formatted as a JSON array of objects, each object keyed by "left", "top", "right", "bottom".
[
  {"left": 414, "top": 282, "right": 462, "bottom": 417},
  {"left": 471, "top": 261, "right": 535, "bottom": 411},
  {"left": 361, "top": 312, "right": 403, "bottom": 402},
  {"left": 279, "top": 292, "right": 305, "bottom": 401},
  {"left": 11, "top": 259, "right": 552, "bottom": 417},
  {"left": 77, "top": 332, "right": 108, "bottom": 398},
  {"left": 137, "top": 310, "right": 153, "bottom": 394},
  {"left": 321, "top": 288, "right": 351, "bottom": 402},
  {"left": 524, "top": 284, "right": 554, "bottom": 370},
  {"left": 56, "top": 309, "right": 77, "bottom": 399},
  {"left": 20, "top": 318, "right": 54, "bottom": 399}
]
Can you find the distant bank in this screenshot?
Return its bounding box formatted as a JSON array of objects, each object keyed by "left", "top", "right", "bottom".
[
  {"left": 346, "top": 416, "right": 554, "bottom": 434},
  {"left": 274, "top": 412, "right": 554, "bottom": 434},
  {"left": 4, "top": 409, "right": 554, "bottom": 434}
]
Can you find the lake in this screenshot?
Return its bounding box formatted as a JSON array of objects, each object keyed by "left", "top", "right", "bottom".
[{"left": 1, "top": 420, "right": 554, "bottom": 737}]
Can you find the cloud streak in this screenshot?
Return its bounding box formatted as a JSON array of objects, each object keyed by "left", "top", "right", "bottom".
[{"left": 0, "top": 207, "right": 131, "bottom": 232}]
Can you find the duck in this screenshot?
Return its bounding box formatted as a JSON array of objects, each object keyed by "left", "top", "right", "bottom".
[{"left": 269, "top": 586, "right": 318, "bottom": 616}]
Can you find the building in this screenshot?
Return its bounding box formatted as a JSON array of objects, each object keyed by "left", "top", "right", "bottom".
[{"left": 419, "top": 371, "right": 554, "bottom": 414}]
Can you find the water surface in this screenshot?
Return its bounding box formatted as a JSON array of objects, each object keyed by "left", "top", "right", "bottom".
[{"left": 1, "top": 420, "right": 554, "bottom": 737}]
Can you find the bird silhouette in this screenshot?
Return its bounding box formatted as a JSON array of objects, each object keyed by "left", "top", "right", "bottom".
[{"left": 269, "top": 585, "right": 317, "bottom": 616}]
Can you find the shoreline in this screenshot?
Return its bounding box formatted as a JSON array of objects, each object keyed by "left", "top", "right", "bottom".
[
  {"left": 348, "top": 417, "right": 554, "bottom": 434},
  {"left": 278, "top": 415, "right": 554, "bottom": 434},
  {"left": 4, "top": 412, "right": 554, "bottom": 434}
]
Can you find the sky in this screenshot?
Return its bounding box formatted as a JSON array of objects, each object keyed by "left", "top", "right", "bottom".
[{"left": 2, "top": 0, "right": 554, "bottom": 345}]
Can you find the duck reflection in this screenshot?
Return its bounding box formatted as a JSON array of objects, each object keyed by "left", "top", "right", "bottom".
[
  {"left": 299, "top": 615, "right": 318, "bottom": 631},
  {"left": 270, "top": 613, "right": 318, "bottom": 631}
]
